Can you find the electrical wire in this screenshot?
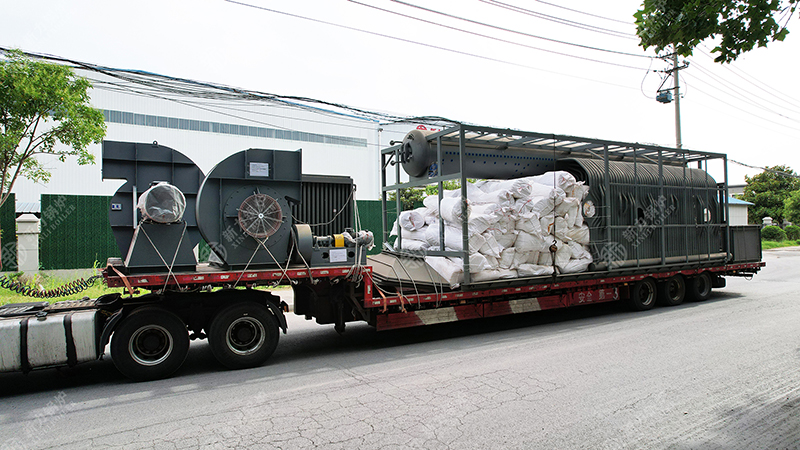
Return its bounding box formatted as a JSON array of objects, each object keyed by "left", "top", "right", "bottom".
[
  {"left": 348, "top": 0, "right": 648, "bottom": 71},
  {"left": 688, "top": 58, "right": 800, "bottom": 117},
  {"left": 220, "top": 1, "right": 645, "bottom": 91},
  {"left": 698, "top": 45, "right": 800, "bottom": 109},
  {"left": 729, "top": 159, "right": 800, "bottom": 179},
  {"left": 529, "top": 0, "right": 635, "bottom": 26},
  {"left": 388, "top": 0, "right": 652, "bottom": 59},
  {"left": 681, "top": 72, "right": 800, "bottom": 131},
  {"left": 478, "top": 0, "right": 637, "bottom": 38}
]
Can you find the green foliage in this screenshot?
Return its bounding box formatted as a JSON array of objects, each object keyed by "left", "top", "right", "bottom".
[
  {"left": 0, "top": 49, "right": 106, "bottom": 208},
  {"left": 784, "top": 224, "right": 800, "bottom": 240},
  {"left": 635, "top": 0, "right": 799, "bottom": 63},
  {"left": 387, "top": 188, "right": 426, "bottom": 211},
  {"left": 783, "top": 189, "right": 800, "bottom": 224},
  {"left": 761, "top": 239, "right": 800, "bottom": 249},
  {"left": 387, "top": 179, "right": 476, "bottom": 211},
  {"left": 742, "top": 165, "right": 800, "bottom": 224},
  {"left": 761, "top": 225, "right": 786, "bottom": 241},
  {"left": 424, "top": 179, "right": 466, "bottom": 196}
]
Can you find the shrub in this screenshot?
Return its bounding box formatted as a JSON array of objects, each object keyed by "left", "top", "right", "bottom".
[
  {"left": 761, "top": 225, "right": 786, "bottom": 241},
  {"left": 785, "top": 225, "right": 800, "bottom": 240}
]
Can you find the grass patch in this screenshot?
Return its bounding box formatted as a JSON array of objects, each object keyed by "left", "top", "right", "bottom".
[
  {"left": 0, "top": 272, "right": 293, "bottom": 306},
  {"left": 761, "top": 240, "right": 800, "bottom": 250},
  {"left": 0, "top": 272, "right": 123, "bottom": 306}
]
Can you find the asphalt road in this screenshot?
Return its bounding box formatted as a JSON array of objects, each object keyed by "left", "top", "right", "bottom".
[{"left": 0, "top": 248, "right": 798, "bottom": 449}]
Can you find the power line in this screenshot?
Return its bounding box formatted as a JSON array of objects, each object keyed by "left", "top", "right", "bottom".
[
  {"left": 680, "top": 72, "right": 800, "bottom": 133},
  {"left": 686, "top": 95, "right": 800, "bottom": 141},
  {"left": 478, "top": 0, "right": 637, "bottom": 38},
  {"left": 390, "top": 0, "right": 651, "bottom": 58},
  {"left": 688, "top": 59, "right": 800, "bottom": 118},
  {"left": 529, "top": 0, "right": 635, "bottom": 26},
  {"left": 221, "top": 0, "right": 645, "bottom": 91},
  {"left": 349, "top": 0, "right": 651, "bottom": 71},
  {"left": 698, "top": 45, "right": 800, "bottom": 109},
  {"left": 729, "top": 159, "right": 800, "bottom": 179}
]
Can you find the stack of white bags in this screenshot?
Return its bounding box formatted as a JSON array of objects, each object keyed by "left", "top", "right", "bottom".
[{"left": 391, "top": 171, "right": 595, "bottom": 288}]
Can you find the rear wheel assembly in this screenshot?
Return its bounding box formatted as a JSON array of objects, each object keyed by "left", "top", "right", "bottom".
[
  {"left": 111, "top": 307, "right": 190, "bottom": 381},
  {"left": 208, "top": 302, "right": 279, "bottom": 370},
  {"left": 627, "top": 278, "right": 657, "bottom": 311},
  {"left": 688, "top": 272, "right": 713, "bottom": 301},
  {"left": 657, "top": 274, "right": 686, "bottom": 307}
]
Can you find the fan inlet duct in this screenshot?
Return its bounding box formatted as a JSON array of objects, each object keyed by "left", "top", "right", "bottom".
[
  {"left": 138, "top": 182, "right": 186, "bottom": 223},
  {"left": 238, "top": 193, "right": 283, "bottom": 239}
]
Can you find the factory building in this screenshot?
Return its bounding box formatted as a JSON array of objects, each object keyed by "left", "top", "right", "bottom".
[{"left": 13, "top": 69, "right": 383, "bottom": 204}]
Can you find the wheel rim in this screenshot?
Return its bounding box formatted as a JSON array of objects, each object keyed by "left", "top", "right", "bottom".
[
  {"left": 226, "top": 317, "right": 266, "bottom": 356},
  {"left": 697, "top": 274, "right": 711, "bottom": 296},
  {"left": 639, "top": 282, "right": 655, "bottom": 306},
  {"left": 668, "top": 279, "right": 682, "bottom": 301},
  {"left": 129, "top": 325, "right": 174, "bottom": 366}
]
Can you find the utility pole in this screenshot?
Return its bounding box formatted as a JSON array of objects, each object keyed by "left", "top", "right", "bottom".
[{"left": 672, "top": 51, "right": 682, "bottom": 150}]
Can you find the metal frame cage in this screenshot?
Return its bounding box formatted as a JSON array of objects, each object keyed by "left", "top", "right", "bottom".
[{"left": 381, "top": 124, "right": 733, "bottom": 287}]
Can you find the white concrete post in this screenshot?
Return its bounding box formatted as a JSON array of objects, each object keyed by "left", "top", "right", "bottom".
[{"left": 16, "top": 213, "right": 40, "bottom": 273}]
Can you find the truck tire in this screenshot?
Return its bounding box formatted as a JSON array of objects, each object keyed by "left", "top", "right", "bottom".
[
  {"left": 208, "top": 302, "right": 279, "bottom": 370},
  {"left": 111, "top": 307, "right": 190, "bottom": 381},
  {"left": 688, "top": 272, "right": 713, "bottom": 301},
  {"left": 657, "top": 274, "right": 686, "bottom": 306},
  {"left": 628, "top": 278, "right": 657, "bottom": 311}
]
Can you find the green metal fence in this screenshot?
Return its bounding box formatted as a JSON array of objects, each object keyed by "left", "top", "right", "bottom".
[
  {"left": 1, "top": 194, "right": 17, "bottom": 271},
  {"left": 356, "top": 199, "right": 391, "bottom": 255},
  {"left": 33, "top": 196, "right": 389, "bottom": 269},
  {"left": 40, "top": 195, "right": 120, "bottom": 270}
]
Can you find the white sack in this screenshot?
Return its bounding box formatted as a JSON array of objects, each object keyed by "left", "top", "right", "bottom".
[
  {"left": 570, "top": 182, "right": 590, "bottom": 200},
  {"left": 568, "top": 242, "right": 592, "bottom": 261},
  {"left": 583, "top": 200, "right": 596, "bottom": 218},
  {"left": 441, "top": 197, "right": 468, "bottom": 224},
  {"left": 479, "top": 178, "right": 532, "bottom": 198},
  {"left": 536, "top": 240, "right": 571, "bottom": 268},
  {"left": 513, "top": 250, "right": 539, "bottom": 268},
  {"left": 491, "top": 229, "right": 518, "bottom": 249},
  {"left": 554, "top": 242, "right": 573, "bottom": 269},
  {"left": 395, "top": 226, "right": 429, "bottom": 242},
  {"left": 560, "top": 258, "right": 592, "bottom": 274},
  {"left": 540, "top": 216, "right": 569, "bottom": 241},
  {"left": 394, "top": 238, "right": 428, "bottom": 252},
  {"left": 566, "top": 224, "right": 591, "bottom": 245},
  {"left": 518, "top": 264, "right": 555, "bottom": 276},
  {"left": 555, "top": 197, "right": 580, "bottom": 228},
  {"left": 425, "top": 222, "right": 486, "bottom": 253},
  {"left": 468, "top": 253, "right": 492, "bottom": 273},
  {"left": 515, "top": 212, "right": 542, "bottom": 235},
  {"left": 528, "top": 171, "right": 577, "bottom": 194},
  {"left": 399, "top": 208, "right": 427, "bottom": 231},
  {"left": 479, "top": 232, "right": 503, "bottom": 258},
  {"left": 514, "top": 231, "right": 549, "bottom": 253},
  {"left": 472, "top": 269, "right": 518, "bottom": 282},
  {"left": 425, "top": 256, "right": 463, "bottom": 288},
  {"left": 499, "top": 247, "right": 516, "bottom": 269}
]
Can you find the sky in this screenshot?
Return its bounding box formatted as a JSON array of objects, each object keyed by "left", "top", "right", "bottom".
[{"left": 1, "top": 0, "right": 799, "bottom": 185}]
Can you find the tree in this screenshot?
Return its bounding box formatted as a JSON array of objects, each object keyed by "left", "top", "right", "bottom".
[
  {"left": 634, "top": 0, "right": 799, "bottom": 63},
  {"left": 742, "top": 165, "right": 800, "bottom": 224},
  {"left": 784, "top": 189, "right": 800, "bottom": 224},
  {"left": 0, "top": 49, "right": 106, "bottom": 209}
]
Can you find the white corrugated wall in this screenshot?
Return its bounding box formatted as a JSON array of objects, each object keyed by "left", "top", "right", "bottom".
[{"left": 12, "top": 70, "right": 382, "bottom": 203}]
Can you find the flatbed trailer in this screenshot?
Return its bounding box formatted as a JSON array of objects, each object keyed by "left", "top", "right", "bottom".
[
  {"left": 0, "top": 124, "right": 767, "bottom": 381},
  {"left": 0, "top": 256, "right": 763, "bottom": 382}
]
